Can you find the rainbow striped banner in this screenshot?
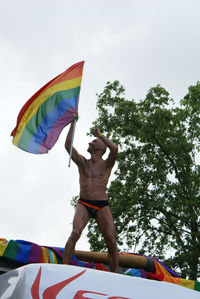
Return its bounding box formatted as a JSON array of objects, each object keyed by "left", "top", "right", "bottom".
[
  {"left": 0, "top": 239, "right": 63, "bottom": 264},
  {"left": 11, "top": 61, "right": 84, "bottom": 154}
]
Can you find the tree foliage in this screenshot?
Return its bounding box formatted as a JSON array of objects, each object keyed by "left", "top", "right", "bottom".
[{"left": 86, "top": 80, "right": 200, "bottom": 280}]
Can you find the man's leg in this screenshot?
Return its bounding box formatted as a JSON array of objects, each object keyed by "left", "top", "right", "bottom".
[
  {"left": 96, "top": 206, "right": 119, "bottom": 273},
  {"left": 63, "top": 203, "right": 89, "bottom": 264}
]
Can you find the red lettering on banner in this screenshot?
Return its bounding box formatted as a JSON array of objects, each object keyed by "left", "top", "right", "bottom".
[
  {"left": 31, "top": 266, "right": 42, "bottom": 299},
  {"left": 30, "top": 266, "right": 131, "bottom": 298},
  {"left": 73, "top": 290, "right": 107, "bottom": 298},
  {"left": 43, "top": 270, "right": 86, "bottom": 299},
  {"left": 31, "top": 267, "right": 86, "bottom": 299}
]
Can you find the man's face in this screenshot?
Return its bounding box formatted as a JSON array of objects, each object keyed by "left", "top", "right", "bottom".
[{"left": 87, "top": 138, "right": 105, "bottom": 153}]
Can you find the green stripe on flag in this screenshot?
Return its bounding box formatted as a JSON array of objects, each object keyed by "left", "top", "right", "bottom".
[
  {"left": 3, "top": 240, "right": 19, "bottom": 260},
  {"left": 195, "top": 280, "right": 200, "bottom": 292}
]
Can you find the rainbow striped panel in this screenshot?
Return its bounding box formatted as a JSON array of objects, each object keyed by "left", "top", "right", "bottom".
[{"left": 11, "top": 61, "right": 84, "bottom": 154}]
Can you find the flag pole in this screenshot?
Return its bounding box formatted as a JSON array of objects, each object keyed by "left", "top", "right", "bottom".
[
  {"left": 68, "top": 61, "right": 84, "bottom": 167},
  {"left": 68, "top": 93, "right": 81, "bottom": 167}
]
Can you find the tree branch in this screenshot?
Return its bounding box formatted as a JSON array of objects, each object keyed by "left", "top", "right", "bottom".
[{"left": 151, "top": 134, "right": 190, "bottom": 201}]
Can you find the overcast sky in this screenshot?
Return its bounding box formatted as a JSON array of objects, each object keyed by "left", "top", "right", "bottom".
[{"left": 1, "top": 0, "right": 200, "bottom": 251}]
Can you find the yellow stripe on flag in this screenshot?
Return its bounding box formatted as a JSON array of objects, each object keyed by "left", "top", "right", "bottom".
[
  {"left": 41, "top": 247, "right": 50, "bottom": 263},
  {"left": 0, "top": 239, "right": 9, "bottom": 256},
  {"left": 179, "top": 278, "right": 195, "bottom": 290}
]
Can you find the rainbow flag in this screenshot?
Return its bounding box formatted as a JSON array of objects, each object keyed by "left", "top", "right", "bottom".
[{"left": 11, "top": 61, "right": 84, "bottom": 154}]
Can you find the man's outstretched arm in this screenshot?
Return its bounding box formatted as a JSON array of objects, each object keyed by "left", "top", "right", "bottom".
[{"left": 93, "top": 128, "right": 118, "bottom": 167}]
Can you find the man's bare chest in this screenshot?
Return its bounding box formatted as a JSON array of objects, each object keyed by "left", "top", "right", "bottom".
[
  {"left": 84, "top": 165, "right": 104, "bottom": 178},
  {"left": 80, "top": 161, "right": 108, "bottom": 178}
]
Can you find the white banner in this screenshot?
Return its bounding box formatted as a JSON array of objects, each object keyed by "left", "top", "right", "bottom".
[{"left": 0, "top": 264, "right": 199, "bottom": 299}]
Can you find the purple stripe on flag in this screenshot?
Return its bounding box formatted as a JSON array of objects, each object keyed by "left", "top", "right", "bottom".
[
  {"left": 28, "top": 243, "right": 42, "bottom": 263},
  {"left": 38, "top": 106, "right": 76, "bottom": 154}
]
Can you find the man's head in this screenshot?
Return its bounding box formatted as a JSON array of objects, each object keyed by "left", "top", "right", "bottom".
[{"left": 87, "top": 138, "right": 107, "bottom": 155}]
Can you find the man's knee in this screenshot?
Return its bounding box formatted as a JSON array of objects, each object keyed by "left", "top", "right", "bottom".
[{"left": 70, "top": 228, "right": 81, "bottom": 242}]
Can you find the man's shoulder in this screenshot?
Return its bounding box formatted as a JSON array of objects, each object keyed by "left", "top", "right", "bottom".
[{"left": 78, "top": 156, "right": 89, "bottom": 168}]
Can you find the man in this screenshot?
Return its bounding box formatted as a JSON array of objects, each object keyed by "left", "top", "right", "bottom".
[{"left": 63, "top": 112, "right": 119, "bottom": 272}]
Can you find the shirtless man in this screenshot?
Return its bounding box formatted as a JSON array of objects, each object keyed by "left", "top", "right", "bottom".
[{"left": 63, "top": 113, "right": 119, "bottom": 272}]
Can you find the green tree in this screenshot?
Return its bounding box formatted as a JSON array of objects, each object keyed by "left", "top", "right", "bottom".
[{"left": 86, "top": 80, "right": 200, "bottom": 281}]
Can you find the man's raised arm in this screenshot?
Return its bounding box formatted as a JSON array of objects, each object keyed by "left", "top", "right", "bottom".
[
  {"left": 65, "top": 113, "right": 84, "bottom": 166},
  {"left": 93, "top": 128, "right": 118, "bottom": 167}
]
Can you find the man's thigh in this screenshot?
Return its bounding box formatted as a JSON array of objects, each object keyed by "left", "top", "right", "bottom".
[
  {"left": 96, "top": 206, "right": 116, "bottom": 238},
  {"left": 73, "top": 203, "right": 90, "bottom": 231}
]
